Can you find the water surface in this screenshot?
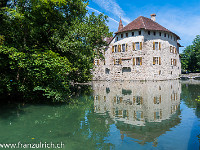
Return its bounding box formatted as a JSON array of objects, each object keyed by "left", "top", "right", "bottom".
[{"left": 0, "top": 80, "right": 200, "bottom": 150}]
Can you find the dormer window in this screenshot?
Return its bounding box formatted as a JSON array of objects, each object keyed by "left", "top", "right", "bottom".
[
  {"left": 126, "top": 33, "right": 128, "bottom": 37},
  {"left": 139, "top": 31, "right": 141, "bottom": 35},
  {"left": 121, "top": 34, "right": 123, "bottom": 38}
]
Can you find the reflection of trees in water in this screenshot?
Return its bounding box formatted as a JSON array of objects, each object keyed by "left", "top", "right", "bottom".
[
  {"left": 181, "top": 82, "right": 200, "bottom": 108},
  {"left": 0, "top": 94, "right": 114, "bottom": 150},
  {"left": 93, "top": 80, "right": 181, "bottom": 145},
  {"left": 180, "top": 81, "right": 200, "bottom": 119}
]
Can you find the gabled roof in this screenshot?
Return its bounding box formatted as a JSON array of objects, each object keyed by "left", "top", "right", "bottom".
[{"left": 115, "top": 16, "right": 180, "bottom": 39}]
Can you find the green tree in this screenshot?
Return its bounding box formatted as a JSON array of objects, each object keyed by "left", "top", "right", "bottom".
[
  {"left": 0, "top": 0, "right": 112, "bottom": 102},
  {"left": 181, "top": 35, "right": 200, "bottom": 72}
]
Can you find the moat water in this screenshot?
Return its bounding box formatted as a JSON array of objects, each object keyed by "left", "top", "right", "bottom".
[{"left": 0, "top": 80, "right": 200, "bottom": 150}]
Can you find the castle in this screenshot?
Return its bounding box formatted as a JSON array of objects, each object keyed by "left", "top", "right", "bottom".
[{"left": 93, "top": 14, "right": 182, "bottom": 80}]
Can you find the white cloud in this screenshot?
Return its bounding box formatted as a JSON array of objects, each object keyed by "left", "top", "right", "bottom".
[
  {"left": 157, "top": 8, "right": 200, "bottom": 49},
  {"left": 87, "top": 6, "right": 119, "bottom": 23},
  {"left": 91, "top": 0, "right": 131, "bottom": 24}
]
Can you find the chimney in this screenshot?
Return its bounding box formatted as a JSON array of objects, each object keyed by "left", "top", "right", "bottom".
[
  {"left": 118, "top": 18, "right": 123, "bottom": 31},
  {"left": 151, "top": 14, "right": 156, "bottom": 21}
]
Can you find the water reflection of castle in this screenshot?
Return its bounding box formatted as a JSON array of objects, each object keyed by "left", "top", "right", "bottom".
[{"left": 92, "top": 80, "right": 181, "bottom": 145}]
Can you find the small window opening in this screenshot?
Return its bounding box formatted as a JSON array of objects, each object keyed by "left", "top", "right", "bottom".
[
  {"left": 122, "top": 67, "right": 131, "bottom": 73},
  {"left": 105, "top": 68, "right": 110, "bottom": 74}
]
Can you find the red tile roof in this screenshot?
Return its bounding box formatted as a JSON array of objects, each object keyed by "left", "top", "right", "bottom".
[
  {"left": 115, "top": 16, "right": 180, "bottom": 39},
  {"left": 104, "top": 37, "right": 114, "bottom": 44}
]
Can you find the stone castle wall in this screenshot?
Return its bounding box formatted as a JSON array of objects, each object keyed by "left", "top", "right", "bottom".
[{"left": 93, "top": 29, "right": 181, "bottom": 81}]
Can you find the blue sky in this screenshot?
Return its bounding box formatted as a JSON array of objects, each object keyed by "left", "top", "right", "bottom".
[{"left": 87, "top": 0, "right": 200, "bottom": 53}]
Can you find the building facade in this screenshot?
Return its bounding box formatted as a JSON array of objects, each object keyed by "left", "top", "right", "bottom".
[{"left": 93, "top": 14, "right": 181, "bottom": 81}]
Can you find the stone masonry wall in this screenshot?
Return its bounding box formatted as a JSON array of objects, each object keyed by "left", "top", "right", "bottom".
[{"left": 93, "top": 29, "right": 181, "bottom": 81}]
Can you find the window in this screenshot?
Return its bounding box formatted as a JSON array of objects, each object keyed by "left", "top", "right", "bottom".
[
  {"left": 164, "top": 33, "right": 166, "bottom": 37},
  {"left": 106, "top": 87, "right": 110, "bottom": 94},
  {"left": 173, "top": 59, "right": 177, "bottom": 66},
  {"left": 136, "top": 57, "right": 142, "bottom": 66},
  {"left": 170, "top": 46, "right": 173, "bottom": 53},
  {"left": 153, "top": 42, "right": 161, "bottom": 50},
  {"left": 134, "top": 111, "right": 143, "bottom": 120},
  {"left": 121, "top": 34, "right": 123, "bottom": 38},
  {"left": 154, "top": 111, "right": 162, "bottom": 120},
  {"left": 159, "top": 32, "right": 161, "bottom": 36},
  {"left": 153, "top": 57, "right": 161, "bottom": 65},
  {"left": 171, "top": 35, "right": 172, "bottom": 39},
  {"left": 136, "top": 96, "right": 143, "bottom": 105},
  {"left": 122, "top": 89, "right": 132, "bottom": 95},
  {"left": 122, "top": 67, "right": 131, "bottom": 73},
  {"left": 174, "top": 37, "right": 176, "bottom": 41},
  {"left": 133, "top": 96, "right": 143, "bottom": 105},
  {"left": 154, "top": 96, "right": 161, "bottom": 104},
  {"left": 148, "top": 31, "right": 150, "bottom": 35},
  {"left": 118, "top": 45, "right": 121, "bottom": 52},
  {"left": 133, "top": 57, "right": 142, "bottom": 66},
  {"left": 168, "top": 34, "right": 169, "bottom": 38},
  {"left": 135, "top": 42, "right": 140, "bottom": 50},
  {"left": 132, "top": 32, "right": 134, "bottom": 36},
  {"left": 115, "top": 96, "right": 123, "bottom": 104},
  {"left": 114, "top": 58, "right": 122, "bottom": 65},
  {"left": 133, "top": 42, "right": 142, "bottom": 50},
  {"left": 94, "top": 59, "right": 99, "bottom": 65},
  {"left": 105, "top": 68, "right": 110, "bottom": 74},
  {"left": 117, "top": 37, "right": 118, "bottom": 41},
  {"left": 154, "top": 32, "right": 156, "bottom": 36},
  {"left": 114, "top": 45, "right": 118, "bottom": 52},
  {"left": 126, "top": 33, "right": 128, "bottom": 37},
  {"left": 139, "top": 31, "right": 141, "bottom": 35},
  {"left": 155, "top": 42, "right": 158, "bottom": 50},
  {"left": 94, "top": 95, "right": 99, "bottom": 101},
  {"left": 122, "top": 44, "right": 126, "bottom": 52},
  {"left": 171, "top": 58, "right": 173, "bottom": 65},
  {"left": 174, "top": 47, "right": 177, "bottom": 54}
]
